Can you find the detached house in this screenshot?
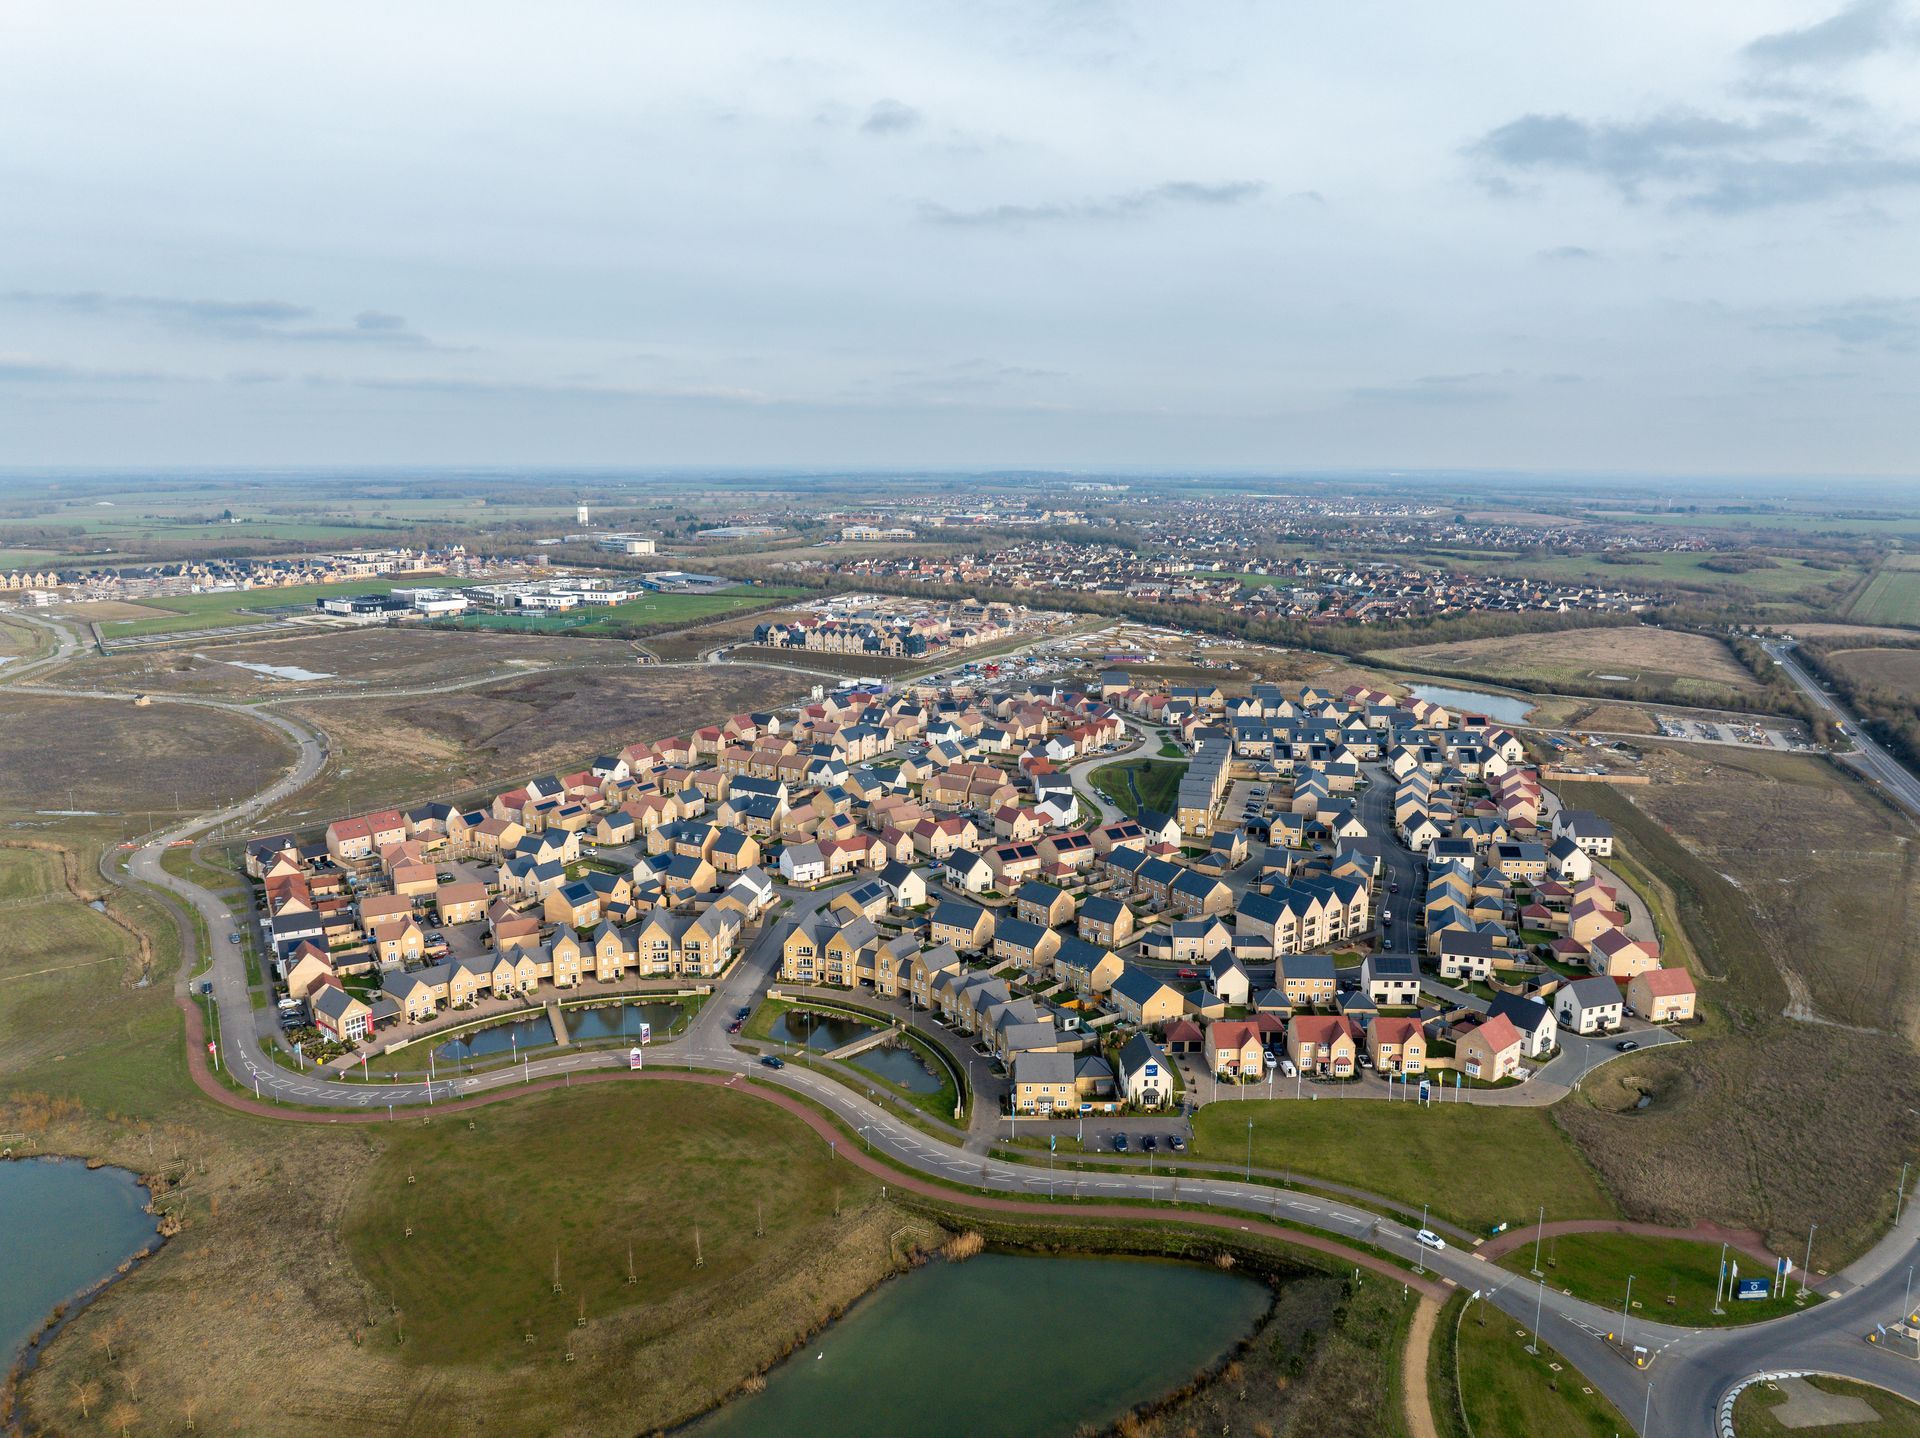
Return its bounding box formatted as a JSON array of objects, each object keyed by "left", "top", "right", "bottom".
[
  {"left": 1628, "top": 967, "right": 1696, "bottom": 1023},
  {"left": 1556, "top": 976, "right": 1625, "bottom": 1035},
  {"left": 1457, "top": 1014, "right": 1524, "bottom": 1082}
]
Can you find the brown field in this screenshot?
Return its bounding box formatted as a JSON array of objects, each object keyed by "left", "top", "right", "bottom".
[
  {"left": 1829, "top": 646, "right": 1920, "bottom": 700},
  {"left": 0, "top": 694, "right": 295, "bottom": 822},
  {"left": 1554, "top": 746, "right": 1920, "bottom": 1260},
  {"left": 271, "top": 664, "right": 806, "bottom": 824},
  {"left": 69, "top": 626, "right": 640, "bottom": 697},
  {"left": 1373, "top": 626, "right": 1759, "bottom": 699},
  {"left": 1772, "top": 622, "right": 1920, "bottom": 644}
]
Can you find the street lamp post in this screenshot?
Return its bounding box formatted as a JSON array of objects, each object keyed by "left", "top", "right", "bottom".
[
  {"left": 1527, "top": 1274, "right": 1545, "bottom": 1355},
  {"left": 1801, "top": 1223, "right": 1818, "bottom": 1299},
  {"left": 1713, "top": 1241, "right": 1728, "bottom": 1315},
  {"left": 1621, "top": 1274, "right": 1635, "bottom": 1345},
  {"left": 1530, "top": 1205, "right": 1545, "bottom": 1277}
]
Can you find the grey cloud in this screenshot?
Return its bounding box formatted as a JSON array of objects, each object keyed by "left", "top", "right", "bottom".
[
  {"left": 1348, "top": 372, "right": 1510, "bottom": 406},
  {"left": 1742, "top": 0, "right": 1916, "bottom": 68},
  {"left": 5, "top": 289, "right": 441, "bottom": 347},
  {"left": 920, "top": 179, "right": 1263, "bottom": 227},
  {"left": 0, "top": 355, "right": 176, "bottom": 384},
  {"left": 1470, "top": 106, "right": 1920, "bottom": 211},
  {"left": 860, "top": 99, "right": 922, "bottom": 135},
  {"left": 1757, "top": 297, "right": 1920, "bottom": 350},
  {"left": 1538, "top": 245, "right": 1600, "bottom": 261}
]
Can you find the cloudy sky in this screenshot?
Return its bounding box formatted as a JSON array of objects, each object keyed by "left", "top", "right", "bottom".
[{"left": 3, "top": 0, "right": 1917, "bottom": 474}]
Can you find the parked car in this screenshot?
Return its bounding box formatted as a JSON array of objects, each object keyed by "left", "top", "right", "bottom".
[
  {"left": 1416, "top": 1229, "right": 1447, "bottom": 1252},
  {"left": 1141, "top": 1134, "right": 1157, "bottom": 1153},
  {"left": 1280, "top": 1057, "right": 1298, "bottom": 1078},
  {"left": 760, "top": 1055, "right": 785, "bottom": 1069},
  {"left": 727, "top": 1020, "right": 743, "bottom": 1035},
  {"left": 736, "top": 1005, "right": 752, "bottom": 1020},
  {"left": 1169, "top": 1135, "right": 1186, "bottom": 1152},
  {"left": 228, "top": 932, "right": 242, "bottom": 945},
  {"left": 1112, "top": 1134, "right": 1129, "bottom": 1153},
  {"left": 1615, "top": 1039, "right": 1640, "bottom": 1052},
  {"left": 1176, "top": 967, "right": 1200, "bottom": 979}
]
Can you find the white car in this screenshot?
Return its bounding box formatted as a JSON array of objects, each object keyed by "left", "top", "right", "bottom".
[{"left": 1416, "top": 1229, "right": 1446, "bottom": 1252}]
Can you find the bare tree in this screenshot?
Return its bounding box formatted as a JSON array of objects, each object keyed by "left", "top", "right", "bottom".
[
  {"left": 70, "top": 1379, "right": 101, "bottom": 1421},
  {"left": 105, "top": 1399, "right": 138, "bottom": 1437}
]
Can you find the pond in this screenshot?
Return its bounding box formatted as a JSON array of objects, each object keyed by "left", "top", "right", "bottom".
[
  {"left": 847, "top": 1039, "right": 944, "bottom": 1093},
  {"left": 2, "top": 1159, "right": 160, "bottom": 1368},
  {"left": 565, "top": 1001, "right": 685, "bottom": 1044},
  {"left": 1408, "top": 683, "right": 1535, "bottom": 725},
  {"left": 435, "top": 1012, "right": 555, "bottom": 1063},
  {"left": 765, "top": 1009, "right": 879, "bottom": 1053},
  {"left": 686, "top": 1252, "right": 1270, "bottom": 1438}
]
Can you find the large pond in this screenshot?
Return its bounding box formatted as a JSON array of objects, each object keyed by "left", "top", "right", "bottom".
[
  {"left": 2, "top": 1159, "right": 160, "bottom": 1367},
  {"left": 765, "top": 1009, "right": 880, "bottom": 1053},
  {"left": 566, "top": 1001, "right": 685, "bottom": 1044},
  {"left": 1408, "top": 683, "right": 1536, "bottom": 725},
  {"left": 847, "top": 1039, "right": 944, "bottom": 1093},
  {"left": 435, "top": 1013, "right": 554, "bottom": 1063},
  {"left": 687, "top": 1252, "right": 1269, "bottom": 1438}
]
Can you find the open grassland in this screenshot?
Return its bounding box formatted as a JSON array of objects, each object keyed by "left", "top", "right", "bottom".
[
  {"left": 447, "top": 585, "right": 802, "bottom": 636},
  {"left": 1452, "top": 1298, "right": 1631, "bottom": 1438},
  {"left": 1775, "top": 621, "right": 1920, "bottom": 644},
  {"left": 1735, "top": 1376, "right": 1920, "bottom": 1437},
  {"left": 1499, "top": 1232, "right": 1805, "bottom": 1327},
  {"left": 1439, "top": 548, "right": 1862, "bottom": 600},
  {"left": 0, "top": 846, "right": 153, "bottom": 1083},
  {"left": 1192, "top": 1101, "right": 1614, "bottom": 1235},
  {"left": 1089, "top": 757, "right": 1188, "bottom": 820},
  {"left": 272, "top": 664, "right": 804, "bottom": 825},
  {"left": 343, "top": 1085, "right": 878, "bottom": 1361},
  {"left": 644, "top": 607, "right": 813, "bottom": 661},
  {"left": 1848, "top": 557, "right": 1920, "bottom": 627},
  {"left": 1555, "top": 749, "right": 1920, "bottom": 1261},
  {"left": 0, "top": 694, "right": 294, "bottom": 827},
  {"left": 1371, "top": 625, "right": 1758, "bottom": 700},
  {"left": 1830, "top": 646, "right": 1920, "bottom": 702},
  {"left": 94, "top": 577, "right": 492, "bottom": 639},
  {"left": 0, "top": 614, "right": 46, "bottom": 661},
  {"left": 71, "top": 625, "right": 638, "bottom": 697}
]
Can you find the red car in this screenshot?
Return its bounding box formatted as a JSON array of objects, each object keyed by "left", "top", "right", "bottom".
[{"left": 1177, "top": 967, "right": 1200, "bottom": 979}]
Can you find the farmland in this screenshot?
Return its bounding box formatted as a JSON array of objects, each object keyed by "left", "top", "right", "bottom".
[
  {"left": 1436, "top": 548, "right": 1861, "bottom": 601},
  {"left": 1828, "top": 646, "right": 1920, "bottom": 703},
  {"left": 1555, "top": 748, "right": 1920, "bottom": 1261},
  {"left": 1191, "top": 1100, "right": 1614, "bottom": 1234},
  {"left": 1371, "top": 626, "right": 1759, "bottom": 702},
  {"left": 271, "top": 663, "right": 805, "bottom": 824},
  {"left": 1846, "top": 556, "right": 1920, "bottom": 627}
]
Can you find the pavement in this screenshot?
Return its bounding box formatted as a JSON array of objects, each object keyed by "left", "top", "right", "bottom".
[{"left": 23, "top": 606, "right": 1920, "bottom": 1434}]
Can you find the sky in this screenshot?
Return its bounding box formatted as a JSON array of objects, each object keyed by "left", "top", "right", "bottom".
[{"left": 2, "top": 0, "right": 1917, "bottom": 475}]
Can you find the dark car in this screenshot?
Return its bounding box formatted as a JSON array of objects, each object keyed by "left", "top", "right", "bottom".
[
  {"left": 760, "top": 1055, "right": 785, "bottom": 1069},
  {"left": 1112, "top": 1134, "right": 1129, "bottom": 1153},
  {"left": 1141, "top": 1134, "right": 1157, "bottom": 1153},
  {"left": 727, "top": 1019, "right": 743, "bottom": 1035},
  {"left": 736, "top": 1005, "right": 752, "bottom": 1019},
  {"left": 1615, "top": 1039, "right": 1639, "bottom": 1052}
]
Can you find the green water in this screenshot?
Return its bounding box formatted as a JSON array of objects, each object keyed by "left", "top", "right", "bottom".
[
  {"left": 1, "top": 1159, "right": 159, "bottom": 1366},
  {"left": 686, "top": 1252, "right": 1269, "bottom": 1438}
]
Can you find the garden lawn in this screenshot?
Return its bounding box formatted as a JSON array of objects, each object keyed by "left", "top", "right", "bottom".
[{"left": 1191, "top": 1100, "right": 1615, "bottom": 1234}]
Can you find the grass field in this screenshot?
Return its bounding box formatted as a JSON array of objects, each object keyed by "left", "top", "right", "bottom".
[
  {"left": 0, "top": 693, "right": 294, "bottom": 824},
  {"left": 1190, "top": 1101, "right": 1615, "bottom": 1234},
  {"left": 93, "top": 577, "right": 493, "bottom": 639},
  {"left": 1453, "top": 1298, "right": 1633, "bottom": 1438},
  {"left": 1089, "top": 758, "right": 1187, "bottom": 819},
  {"left": 1372, "top": 626, "right": 1759, "bottom": 700},
  {"left": 447, "top": 586, "right": 801, "bottom": 636},
  {"left": 1734, "top": 1375, "right": 1920, "bottom": 1436},
  {"left": 1848, "top": 557, "right": 1920, "bottom": 627},
  {"left": 342, "top": 1084, "right": 877, "bottom": 1363},
  {"left": 645, "top": 608, "right": 812, "bottom": 661},
  {"left": 1500, "top": 1232, "right": 1806, "bottom": 1327},
  {"left": 1555, "top": 750, "right": 1920, "bottom": 1261}
]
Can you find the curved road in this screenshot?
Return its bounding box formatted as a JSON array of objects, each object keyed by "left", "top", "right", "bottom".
[
  {"left": 11, "top": 609, "right": 1920, "bottom": 1434},
  {"left": 1765, "top": 639, "right": 1920, "bottom": 820}
]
